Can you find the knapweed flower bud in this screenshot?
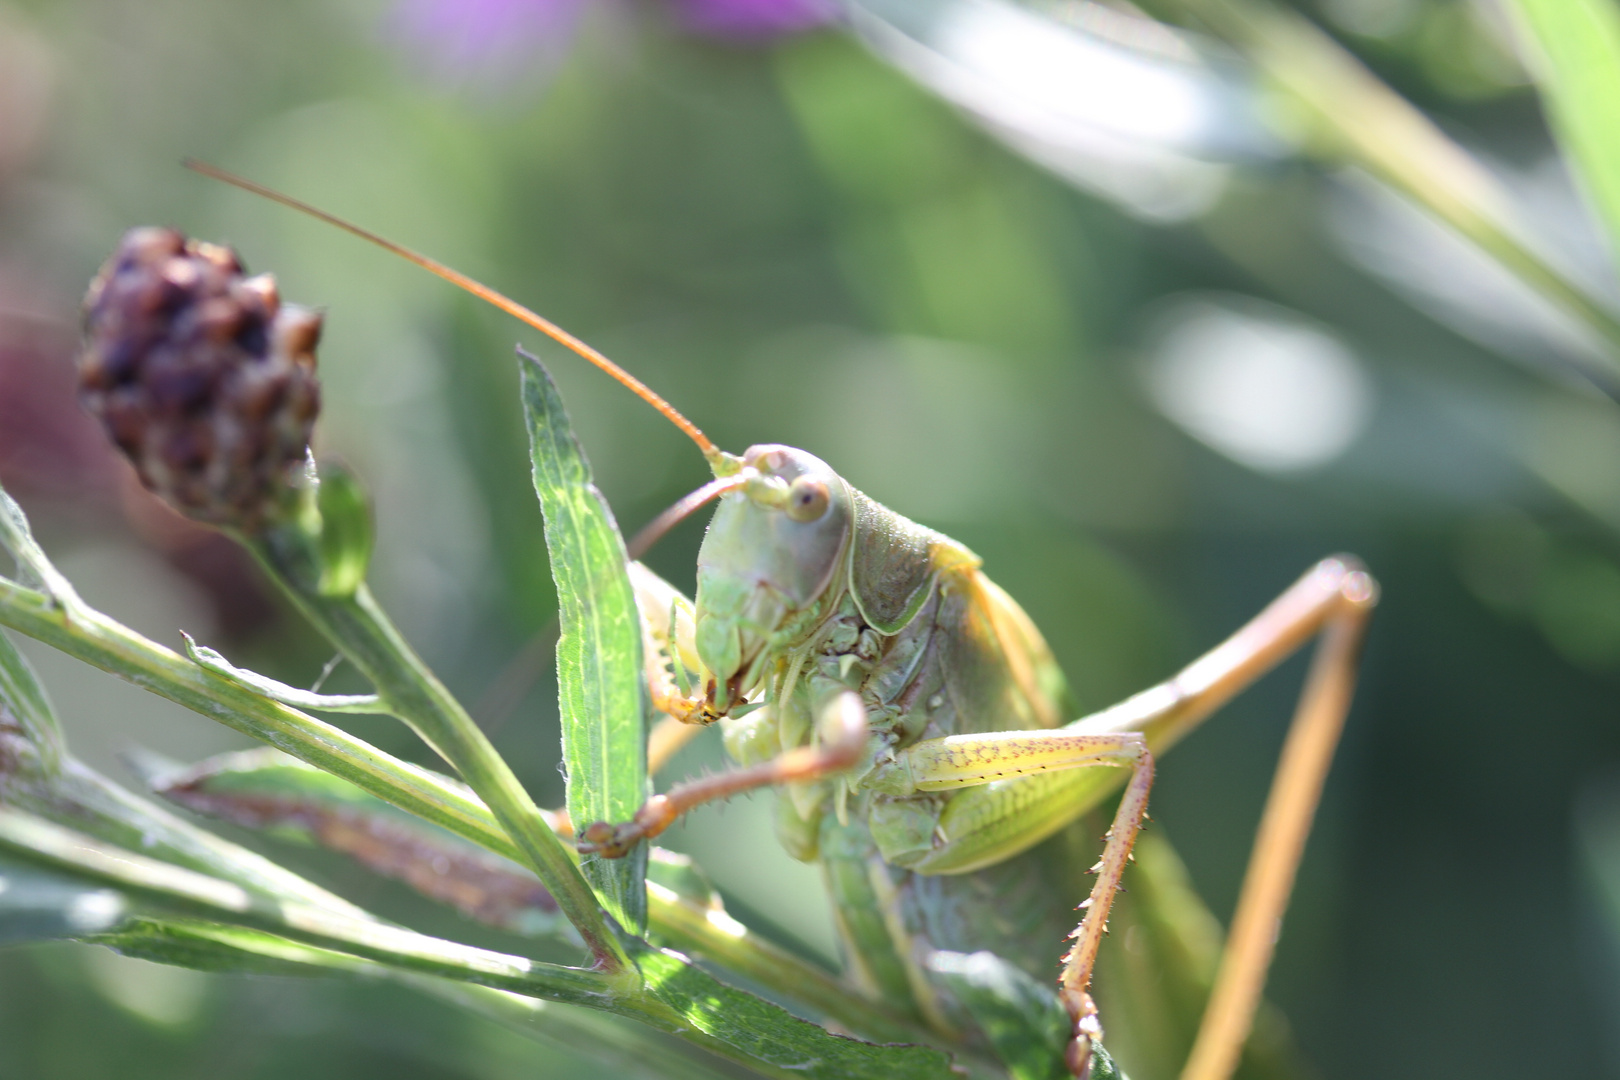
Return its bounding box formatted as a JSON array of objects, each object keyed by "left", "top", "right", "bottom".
[{"left": 79, "top": 227, "right": 322, "bottom": 530}]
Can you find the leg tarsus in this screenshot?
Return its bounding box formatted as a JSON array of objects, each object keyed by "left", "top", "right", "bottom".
[{"left": 1061, "top": 987, "right": 1101, "bottom": 1080}]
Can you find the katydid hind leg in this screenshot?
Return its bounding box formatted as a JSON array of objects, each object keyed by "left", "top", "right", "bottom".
[
  {"left": 875, "top": 558, "right": 1376, "bottom": 1078},
  {"left": 1176, "top": 568, "right": 1375, "bottom": 1080},
  {"left": 1058, "top": 561, "right": 1375, "bottom": 1080}
]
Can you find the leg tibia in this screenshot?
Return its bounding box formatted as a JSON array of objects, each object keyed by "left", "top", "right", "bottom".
[{"left": 1058, "top": 744, "right": 1155, "bottom": 1078}]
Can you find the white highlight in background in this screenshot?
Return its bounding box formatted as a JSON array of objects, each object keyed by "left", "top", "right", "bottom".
[{"left": 1144, "top": 296, "right": 1374, "bottom": 474}]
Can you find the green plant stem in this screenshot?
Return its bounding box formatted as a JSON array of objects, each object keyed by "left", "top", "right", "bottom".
[
  {"left": 0, "top": 807, "right": 619, "bottom": 1006},
  {"left": 0, "top": 576, "right": 515, "bottom": 863},
  {"left": 0, "top": 576, "right": 910, "bottom": 1049},
  {"left": 1154, "top": 0, "right": 1620, "bottom": 390},
  {"left": 243, "top": 535, "right": 626, "bottom": 972},
  {"left": 1, "top": 808, "right": 951, "bottom": 1080}
]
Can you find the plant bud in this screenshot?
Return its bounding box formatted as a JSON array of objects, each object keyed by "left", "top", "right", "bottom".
[{"left": 78, "top": 227, "right": 322, "bottom": 530}]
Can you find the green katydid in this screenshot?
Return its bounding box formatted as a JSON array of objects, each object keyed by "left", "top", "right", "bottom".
[{"left": 189, "top": 161, "right": 1377, "bottom": 1080}]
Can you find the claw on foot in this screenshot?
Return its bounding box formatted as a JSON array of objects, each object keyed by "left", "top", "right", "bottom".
[
  {"left": 1060, "top": 987, "right": 1102, "bottom": 1080},
  {"left": 577, "top": 795, "right": 677, "bottom": 858}
]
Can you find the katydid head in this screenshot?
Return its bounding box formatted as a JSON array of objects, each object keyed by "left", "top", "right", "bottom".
[{"left": 693, "top": 445, "right": 852, "bottom": 712}]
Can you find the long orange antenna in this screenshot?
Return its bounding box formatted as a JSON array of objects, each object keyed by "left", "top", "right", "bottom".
[
  {"left": 626, "top": 473, "right": 750, "bottom": 559},
  {"left": 185, "top": 159, "right": 724, "bottom": 465}
]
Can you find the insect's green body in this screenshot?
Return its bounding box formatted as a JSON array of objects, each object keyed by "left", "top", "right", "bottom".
[{"left": 651, "top": 442, "right": 1158, "bottom": 1034}]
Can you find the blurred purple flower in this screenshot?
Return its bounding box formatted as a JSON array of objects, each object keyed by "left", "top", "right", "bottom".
[
  {"left": 667, "top": 0, "right": 841, "bottom": 39},
  {"left": 388, "top": 0, "right": 839, "bottom": 93},
  {"left": 387, "top": 0, "right": 588, "bottom": 93}
]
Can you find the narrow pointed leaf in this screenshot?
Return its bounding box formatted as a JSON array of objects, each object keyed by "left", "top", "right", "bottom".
[
  {"left": 1089, "top": 1044, "right": 1128, "bottom": 1080},
  {"left": 314, "top": 462, "right": 374, "bottom": 598},
  {"left": 0, "top": 486, "right": 89, "bottom": 621},
  {"left": 927, "top": 950, "right": 1070, "bottom": 1080},
  {"left": 0, "top": 807, "right": 613, "bottom": 1006},
  {"left": 85, "top": 915, "right": 379, "bottom": 978},
  {"left": 10, "top": 752, "right": 373, "bottom": 919},
  {"left": 520, "top": 350, "right": 647, "bottom": 935},
  {"left": 634, "top": 946, "right": 956, "bottom": 1080}
]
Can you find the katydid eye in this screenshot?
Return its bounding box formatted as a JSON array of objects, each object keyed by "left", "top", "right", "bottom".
[{"left": 785, "top": 477, "right": 830, "bottom": 522}]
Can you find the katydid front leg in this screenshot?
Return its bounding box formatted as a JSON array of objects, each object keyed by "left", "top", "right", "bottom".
[
  {"left": 630, "top": 560, "right": 731, "bottom": 778},
  {"left": 578, "top": 690, "right": 869, "bottom": 857}
]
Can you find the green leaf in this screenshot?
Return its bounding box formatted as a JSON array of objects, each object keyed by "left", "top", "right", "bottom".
[
  {"left": 146, "top": 747, "right": 563, "bottom": 938},
  {"left": 927, "top": 950, "right": 1070, "bottom": 1080},
  {"left": 0, "top": 807, "right": 614, "bottom": 1007},
  {"left": 314, "top": 462, "right": 374, "bottom": 598},
  {"left": 11, "top": 752, "right": 374, "bottom": 920},
  {"left": 0, "top": 854, "right": 127, "bottom": 944},
  {"left": 0, "top": 628, "right": 64, "bottom": 775},
  {"left": 635, "top": 946, "right": 955, "bottom": 1080},
  {"left": 1503, "top": 0, "right": 1620, "bottom": 275},
  {"left": 181, "top": 632, "right": 386, "bottom": 713},
  {"left": 520, "top": 350, "right": 648, "bottom": 936},
  {"left": 1089, "top": 1043, "right": 1129, "bottom": 1080}
]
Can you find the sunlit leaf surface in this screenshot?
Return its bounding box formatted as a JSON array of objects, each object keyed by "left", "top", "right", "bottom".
[
  {"left": 635, "top": 946, "right": 956, "bottom": 1080},
  {"left": 521, "top": 352, "right": 648, "bottom": 935}
]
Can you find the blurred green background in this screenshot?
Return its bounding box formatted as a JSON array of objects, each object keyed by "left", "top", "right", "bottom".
[{"left": 3, "top": 0, "right": 1620, "bottom": 1077}]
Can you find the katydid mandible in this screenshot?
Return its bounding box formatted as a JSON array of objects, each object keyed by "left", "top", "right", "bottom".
[{"left": 190, "top": 161, "right": 1378, "bottom": 1080}]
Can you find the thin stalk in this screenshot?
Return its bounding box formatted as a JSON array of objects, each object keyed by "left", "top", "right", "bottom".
[
  {"left": 0, "top": 577, "right": 913, "bottom": 1049},
  {"left": 0, "top": 807, "right": 619, "bottom": 1007},
  {"left": 243, "top": 536, "right": 626, "bottom": 972},
  {"left": 0, "top": 577, "right": 516, "bottom": 859}
]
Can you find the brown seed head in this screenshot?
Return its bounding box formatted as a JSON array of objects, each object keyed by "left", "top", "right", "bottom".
[{"left": 79, "top": 227, "right": 322, "bottom": 529}]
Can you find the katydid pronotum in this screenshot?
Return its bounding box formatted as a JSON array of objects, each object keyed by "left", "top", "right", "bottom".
[{"left": 191, "top": 161, "right": 1377, "bottom": 1080}]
